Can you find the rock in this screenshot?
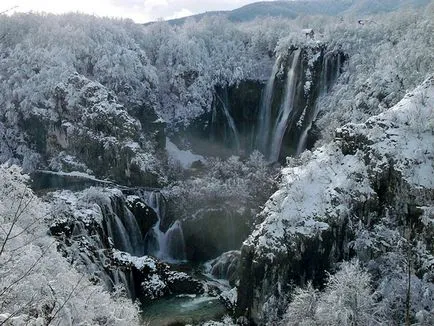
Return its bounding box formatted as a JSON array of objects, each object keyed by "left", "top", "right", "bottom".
[
  {"left": 17, "top": 72, "right": 164, "bottom": 187},
  {"left": 112, "top": 250, "right": 204, "bottom": 300},
  {"left": 209, "top": 251, "right": 241, "bottom": 287},
  {"left": 335, "top": 124, "right": 371, "bottom": 155},
  {"left": 125, "top": 195, "right": 159, "bottom": 236},
  {"left": 220, "top": 287, "right": 238, "bottom": 312},
  {"left": 164, "top": 271, "right": 204, "bottom": 295},
  {"left": 142, "top": 274, "right": 170, "bottom": 300}
]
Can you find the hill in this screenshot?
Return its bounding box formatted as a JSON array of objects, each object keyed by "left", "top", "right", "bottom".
[{"left": 157, "top": 0, "right": 430, "bottom": 25}]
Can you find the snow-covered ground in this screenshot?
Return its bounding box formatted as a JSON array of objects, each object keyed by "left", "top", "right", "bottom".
[{"left": 166, "top": 137, "right": 205, "bottom": 169}]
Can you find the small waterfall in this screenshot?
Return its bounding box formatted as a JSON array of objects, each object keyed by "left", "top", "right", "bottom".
[
  {"left": 295, "top": 116, "right": 313, "bottom": 155},
  {"left": 296, "top": 51, "right": 342, "bottom": 155},
  {"left": 122, "top": 209, "right": 144, "bottom": 256},
  {"left": 269, "top": 49, "right": 302, "bottom": 162},
  {"left": 215, "top": 91, "right": 241, "bottom": 154},
  {"left": 112, "top": 269, "right": 135, "bottom": 299},
  {"left": 210, "top": 100, "right": 218, "bottom": 143},
  {"left": 142, "top": 191, "right": 187, "bottom": 263},
  {"left": 160, "top": 220, "right": 187, "bottom": 261},
  {"left": 103, "top": 196, "right": 145, "bottom": 256},
  {"left": 106, "top": 213, "right": 134, "bottom": 254},
  {"left": 256, "top": 56, "right": 281, "bottom": 154}
]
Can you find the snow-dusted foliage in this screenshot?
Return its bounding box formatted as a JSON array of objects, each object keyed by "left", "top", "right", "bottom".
[
  {"left": 201, "top": 315, "right": 237, "bottom": 326},
  {"left": 0, "top": 13, "right": 157, "bottom": 109},
  {"left": 1, "top": 5, "right": 432, "bottom": 170},
  {"left": 0, "top": 165, "right": 140, "bottom": 325},
  {"left": 0, "top": 3, "right": 433, "bottom": 325},
  {"left": 315, "top": 4, "right": 434, "bottom": 143},
  {"left": 282, "top": 260, "right": 386, "bottom": 326},
  {"left": 139, "top": 3, "right": 434, "bottom": 133},
  {"left": 165, "top": 151, "right": 276, "bottom": 221},
  {"left": 142, "top": 16, "right": 261, "bottom": 125},
  {"left": 0, "top": 14, "right": 163, "bottom": 182}
]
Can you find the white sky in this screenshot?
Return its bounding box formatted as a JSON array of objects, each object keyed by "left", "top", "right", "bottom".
[{"left": 1, "top": 0, "right": 276, "bottom": 23}]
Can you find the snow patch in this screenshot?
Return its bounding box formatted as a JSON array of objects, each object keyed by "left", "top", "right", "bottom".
[{"left": 166, "top": 137, "right": 204, "bottom": 169}]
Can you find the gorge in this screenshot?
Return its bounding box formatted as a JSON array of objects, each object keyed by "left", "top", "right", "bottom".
[{"left": 0, "top": 1, "right": 433, "bottom": 325}]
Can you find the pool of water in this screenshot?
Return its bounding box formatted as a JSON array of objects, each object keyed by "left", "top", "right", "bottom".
[{"left": 141, "top": 294, "right": 226, "bottom": 326}]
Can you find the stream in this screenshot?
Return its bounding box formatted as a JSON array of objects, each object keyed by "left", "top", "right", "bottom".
[{"left": 141, "top": 294, "right": 226, "bottom": 326}]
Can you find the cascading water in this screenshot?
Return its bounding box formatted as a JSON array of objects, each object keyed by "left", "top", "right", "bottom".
[
  {"left": 105, "top": 210, "right": 134, "bottom": 254},
  {"left": 296, "top": 51, "right": 342, "bottom": 155},
  {"left": 269, "top": 49, "right": 302, "bottom": 162},
  {"left": 215, "top": 91, "right": 241, "bottom": 154},
  {"left": 113, "top": 269, "right": 135, "bottom": 298},
  {"left": 142, "top": 191, "right": 187, "bottom": 262},
  {"left": 256, "top": 56, "right": 281, "bottom": 155},
  {"left": 104, "top": 198, "right": 144, "bottom": 256},
  {"left": 252, "top": 47, "right": 344, "bottom": 161},
  {"left": 122, "top": 208, "right": 145, "bottom": 256}
]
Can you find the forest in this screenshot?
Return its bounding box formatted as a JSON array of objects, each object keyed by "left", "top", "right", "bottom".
[{"left": 0, "top": 0, "right": 433, "bottom": 325}]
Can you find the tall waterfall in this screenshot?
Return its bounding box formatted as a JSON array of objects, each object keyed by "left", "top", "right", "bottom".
[
  {"left": 215, "top": 91, "right": 241, "bottom": 154},
  {"left": 142, "top": 191, "right": 187, "bottom": 263},
  {"left": 256, "top": 56, "right": 281, "bottom": 155},
  {"left": 269, "top": 49, "right": 302, "bottom": 162},
  {"left": 296, "top": 51, "right": 342, "bottom": 155}
]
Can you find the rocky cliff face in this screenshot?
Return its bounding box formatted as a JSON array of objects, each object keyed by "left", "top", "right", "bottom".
[
  {"left": 48, "top": 187, "right": 204, "bottom": 300},
  {"left": 178, "top": 45, "right": 345, "bottom": 162},
  {"left": 7, "top": 73, "right": 165, "bottom": 186},
  {"left": 236, "top": 77, "right": 434, "bottom": 324}
]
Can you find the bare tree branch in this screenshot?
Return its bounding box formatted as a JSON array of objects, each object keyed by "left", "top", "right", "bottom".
[
  {"left": 0, "top": 6, "right": 18, "bottom": 15},
  {"left": 0, "top": 192, "right": 35, "bottom": 257}
]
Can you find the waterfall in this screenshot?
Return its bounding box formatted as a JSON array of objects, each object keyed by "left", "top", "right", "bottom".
[
  {"left": 106, "top": 213, "right": 134, "bottom": 254},
  {"left": 295, "top": 115, "right": 313, "bottom": 156},
  {"left": 296, "top": 51, "right": 342, "bottom": 155},
  {"left": 103, "top": 197, "right": 144, "bottom": 256},
  {"left": 161, "top": 220, "right": 187, "bottom": 261},
  {"left": 122, "top": 208, "right": 144, "bottom": 256},
  {"left": 210, "top": 99, "right": 218, "bottom": 143},
  {"left": 269, "top": 49, "right": 302, "bottom": 162},
  {"left": 256, "top": 56, "right": 281, "bottom": 155},
  {"left": 215, "top": 91, "right": 241, "bottom": 154},
  {"left": 112, "top": 269, "right": 135, "bottom": 299},
  {"left": 142, "top": 191, "right": 187, "bottom": 263}
]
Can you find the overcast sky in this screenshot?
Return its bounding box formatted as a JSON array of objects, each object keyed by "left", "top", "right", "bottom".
[{"left": 1, "top": 0, "right": 276, "bottom": 23}]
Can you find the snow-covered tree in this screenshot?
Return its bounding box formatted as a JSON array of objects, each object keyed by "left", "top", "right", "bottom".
[
  {"left": 0, "top": 164, "right": 140, "bottom": 325},
  {"left": 315, "top": 260, "right": 384, "bottom": 326},
  {"left": 282, "top": 282, "right": 318, "bottom": 326},
  {"left": 281, "top": 260, "right": 388, "bottom": 326}
]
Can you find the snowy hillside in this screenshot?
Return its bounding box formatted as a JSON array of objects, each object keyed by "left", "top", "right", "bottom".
[
  {"left": 250, "top": 76, "right": 434, "bottom": 255},
  {"left": 238, "top": 77, "right": 434, "bottom": 324}
]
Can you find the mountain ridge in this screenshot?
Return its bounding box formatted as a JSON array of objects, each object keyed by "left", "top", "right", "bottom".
[{"left": 147, "top": 0, "right": 430, "bottom": 26}]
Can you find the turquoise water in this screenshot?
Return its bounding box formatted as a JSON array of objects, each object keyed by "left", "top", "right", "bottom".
[{"left": 141, "top": 294, "right": 226, "bottom": 326}]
